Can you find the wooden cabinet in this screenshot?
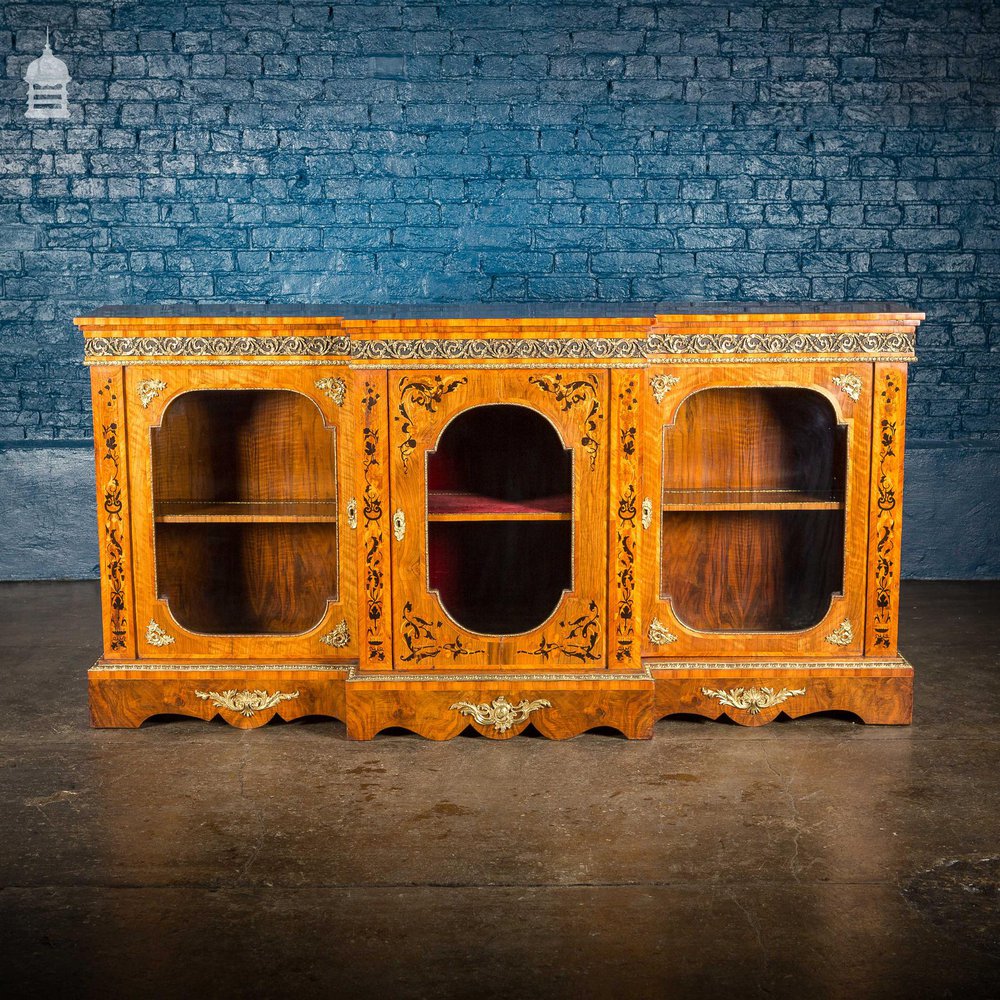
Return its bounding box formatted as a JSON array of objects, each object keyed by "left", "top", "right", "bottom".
[{"left": 78, "top": 308, "right": 922, "bottom": 737}]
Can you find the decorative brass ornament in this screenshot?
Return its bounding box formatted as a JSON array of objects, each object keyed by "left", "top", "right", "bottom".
[
  {"left": 136, "top": 378, "right": 166, "bottom": 408},
  {"left": 648, "top": 617, "right": 678, "bottom": 645},
  {"left": 832, "top": 373, "right": 863, "bottom": 402},
  {"left": 194, "top": 689, "right": 299, "bottom": 717},
  {"left": 450, "top": 695, "right": 552, "bottom": 733},
  {"left": 392, "top": 509, "right": 406, "bottom": 541},
  {"left": 145, "top": 619, "right": 175, "bottom": 647},
  {"left": 825, "top": 618, "right": 854, "bottom": 646},
  {"left": 650, "top": 373, "right": 679, "bottom": 403},
  {"left": 315, "top": 376, "right": 347, "bottom": 405},
  {"left": 641, "top": 497, "right": 653, "bottom": 531},
  {"left": 84, "top": 334, "right": 351, "bottom": 361},
  {"left": 320, "top": 619, "right": 350, "bottom": 648},
  {"left": 700, "top": 686, "right": 806, "bottom": 716},
  {"left": 346, "top": 497, "right": 358, "bottom": 530}
]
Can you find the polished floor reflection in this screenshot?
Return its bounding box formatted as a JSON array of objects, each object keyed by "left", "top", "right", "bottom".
[{"left": 0, "top": 581, "right": 998, "bottom": 998}]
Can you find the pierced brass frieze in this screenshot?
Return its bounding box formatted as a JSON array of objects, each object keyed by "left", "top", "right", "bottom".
[
  {"left": 700, "top": 686, "right": 806, "bottom": 716},
  {"left": 650, "top": 373, "right": 679, "bottom": 403},
  {"left": 145, "top": 619, "right": 175, "bottom": 647},
  {"left": 136, "top": 378, "right": 166, "bottom": 408},
  {"left": 450, "top": 695, "right": 552, "bottom": 733},
  {"left": 832, "top": 373, "right": 863, "bottom": 402},
  {"left": 194, "top": 689, "right": 299, "bottom": 717},
  {"left": 641, "top": 497, "right": 653, "bottom": 531},
  {"left": 825, "top": 618, "right": 854, "bottom": 646},
  {"left": 320, "top": 619, "right": 350, "bottom": 648},
  {"left": 315, "top": 376, "right": 347, "bottom": 405},
  {"left": 648, "top": 618, "right": 678, "bottom": 645}
]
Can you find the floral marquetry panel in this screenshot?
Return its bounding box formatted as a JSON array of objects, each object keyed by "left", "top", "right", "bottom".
[{"left": 389, "top": 367, "right": 610, "bottom": 670}]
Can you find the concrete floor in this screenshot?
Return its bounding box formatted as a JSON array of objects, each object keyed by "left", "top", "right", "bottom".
[{"left": 0, "top": 581, "right": 998, "bottom": 999}]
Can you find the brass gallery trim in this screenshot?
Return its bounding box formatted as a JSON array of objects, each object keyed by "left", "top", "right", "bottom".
[
  {"left": 648, "top": 659, "right": 908, "bottom": 671},
  {"left": 194, "top": 688, "right": 300, "bottom": 717},
  {"left": 87, "top": 661, "right": 654, "bottom": 682},
  {"left": 84, "top": 331, "right": 917, "bottom": 362},
  {"left": 450, "top": 696, "right": 552, "bottom": 732},
  {"left": 89, "top": 661, "right": 353, "bottom": 672}
]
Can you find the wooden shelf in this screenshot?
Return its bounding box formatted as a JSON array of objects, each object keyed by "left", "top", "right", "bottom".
[
  {"left": 661, "top": 489, "right": 844, "bottom": 512},
  {"left": 155, "top": 501, "right": 339, "bottom": 524},
  {"left": 427, "top": 491, "right": 572, "bottom": 522}
]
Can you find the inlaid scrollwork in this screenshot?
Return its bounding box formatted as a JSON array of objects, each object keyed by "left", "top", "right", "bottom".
[{"left": 528, "top": 373, "right": 602, "bottom": 471}]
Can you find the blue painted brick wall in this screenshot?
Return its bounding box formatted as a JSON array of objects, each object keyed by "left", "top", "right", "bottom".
[{"left": 0, "top": 0, "right": 998, "bottom": 444}]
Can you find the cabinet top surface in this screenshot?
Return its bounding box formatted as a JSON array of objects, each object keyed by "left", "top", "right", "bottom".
[
  {"left": 77, "top": 303, "right": 922, "bottom": 365},
  {"left": 80, "top": 301, "right": 921, "bottom": 321}
]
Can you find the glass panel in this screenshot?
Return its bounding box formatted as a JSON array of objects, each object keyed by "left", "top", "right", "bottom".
[
  {"left": 661, "top": 387, "right": 846, "bottom": 632},
  {"left": 426, "top": 405, "right": 572, "bottom": 635},
  {"left": 151, "top": 389, "right": 337, "bottom": 635}
]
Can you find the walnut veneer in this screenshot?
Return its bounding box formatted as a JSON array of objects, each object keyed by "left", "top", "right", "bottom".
[{"left": 78, "top": 306, "right": 921, "bottom": 737}]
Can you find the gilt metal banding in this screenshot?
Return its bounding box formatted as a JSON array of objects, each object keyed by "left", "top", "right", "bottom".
[
  {"left": 701, "top": 686, "right": 806, "bottom": 716},
  {"left": 450, "top": 696, "right": 552, "bottom": 733},
  {"left": 832, "top": 373, "right": 863, "bottom": 402},
  {"left": 648, "top": 617, "right": 678, "bottom": 645},
  {"left": 825, "top": 619, "right": 854, "bottom": 646},
  {"left": 194, "top": 689, "right": 299, "bottom": 717},
  {"left": 641, "top": 497, "right": 653, "bottom": 531},
  {"left": 393, "top": 509, "right": 406, "bottom": 541},
  {"left": 320, "top": 619, "right": 351, "bottom": 648},
  {"left": 136, "top": 378, "right": 166, "bottom": 407},
  {"left": 145, "top": 619, "right": 175, "bottom": 647},
  {"left": 315, "top": 376, "right": 347, "bottom": 405}
]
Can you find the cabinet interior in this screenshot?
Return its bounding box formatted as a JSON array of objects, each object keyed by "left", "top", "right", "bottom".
[
  {"left": 661, "top": 387, "right": 847, "bottom": 632},
  {"left": 426, "top": 404, "right": 573, "bottom": 634},
  {"left": 150, "top": 389, "right": 338, "bottom": 634}
]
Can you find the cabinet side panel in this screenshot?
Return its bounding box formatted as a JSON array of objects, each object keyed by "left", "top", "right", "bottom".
[
  {"left": 610, "top": 370, "right": 642, "bottom": 668},
  {"left": 89, "top": 366, "right": 136, "bottom": 659},
  {"left": 866, "top": 363, "right": 908, "bottom": 657},
  {"left": 357, "top": 371, "right": 392, "bottom": 669}
]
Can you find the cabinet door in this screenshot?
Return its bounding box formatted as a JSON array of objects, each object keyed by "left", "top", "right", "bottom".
[
  {"left": 126, "top": 366, "right": 357, "bottom": 660},
  {"left": 641, "top": 363, "right": 872, "bottom": 658},
  {"left": 388, "top": 368, "right": 608, "bottom": 670}
]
